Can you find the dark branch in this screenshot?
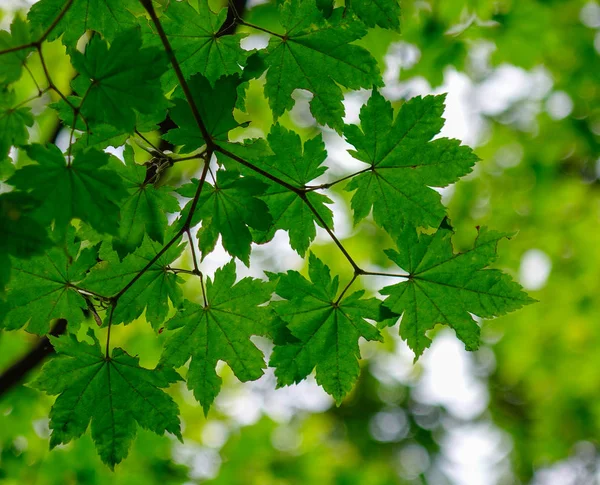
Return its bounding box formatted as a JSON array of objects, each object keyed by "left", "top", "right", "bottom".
[{"left": 0, "top": 319, "right": 67, "bottom": 399}]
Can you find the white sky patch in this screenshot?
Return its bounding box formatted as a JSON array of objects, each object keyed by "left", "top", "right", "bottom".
[{"left": 519, "top": 249, "right": 552, "bottom": 291}]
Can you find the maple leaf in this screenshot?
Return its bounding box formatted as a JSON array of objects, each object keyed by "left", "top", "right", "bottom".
[
  {"left": 269, "top": 253, "right": 391, "bottom": 404},
  {"left": 178, "top": 170, "right": 272, "bottom": 265},
  {"left": 112, "top": 146, "right": 180, "bottom": 258},
  {"left": 7, "top": 144, "right": 128, "bottom": 236},
  {"left": 0, "top": 16, "right": 34, "bottom": 85},
  {"left": 0, "top": 193, "right": 51, "bottom": 291},
  {"left": 258, "top": 0, "right": 382, "bottom": 131},
  {"left": 0, "top": 89, "right": 34, "bottom": 160},
  {"left": 30, "top": 330, "right": 182, "bottom": 469},
  {"left": 142, "top": 0, "right": 249, "bottom": 89},
  {"left": 70, "top": 29, "right": 168, "bottom": 132},
  {"left": 82, "top": 236, "right": 184, "bottom": 330},
  {"left": 380, "top": 220, "right": 535, "bottom": 359},
  {"left": 28, "top": 0, "right": 142, "bottom": 46},
  {"left": 220, "top": 124, "right": 333, "bottom": 255},
  {"left": 159, "top": 261, "right": 274, "bottom": 414},
  {"left": 164, "top": 74, "right": 242, "bottom": 152},
  {"left": 0, "top": 228, "right": 97, "bottom": 335},
  {"left": 344, "top": 90, "right": 478, "bottom": 233},
  {"left": 350, "top": 0, "right": 401, "bottom": 31}
]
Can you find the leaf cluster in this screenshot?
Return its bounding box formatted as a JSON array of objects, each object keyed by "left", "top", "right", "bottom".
[{"left": 0, "top": 0, "right": 532, "bottom": 468}]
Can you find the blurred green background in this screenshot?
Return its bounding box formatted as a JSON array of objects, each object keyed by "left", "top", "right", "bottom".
[{"left": 1, "top": 0, "right": 599, "bottom": 483}]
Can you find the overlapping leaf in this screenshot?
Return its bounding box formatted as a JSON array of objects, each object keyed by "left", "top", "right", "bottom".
[
  {"left": 142, "top": 0, "right": 249, "bottom": 89},
  {"left": 112, "top": 146, "right": 180, "bottom": 258},
  {"left": 350, "top": 0, "right": 401, "bottom": 31},
  {"left": 31, "top": 330, "right": 182, "bottom": 469},
  {"left": 258, "top": 0, "right": 382, "bottom": 131},
  {"left": 344, "top": 90, "right": 478, "bottom": 234},
  {"left": 164, "top": 74, "right": 242, "bottom": 152},
  {"left": 0, "top": 229, "right": 97, "bottom": 335},
  {"left": 0, "top": 89, "right": 34, "bottom": 160},
  {"left": 82, "top": 236, "right": 184, "bottom": 329},
  {"left": 159, "top": 261, "right": 274, "bottom": 413},
  {"left": 71, "top": 29, "right": 167, "bottom": 132},
  {"left": 178, "top": 170, "right": 271, "bottom": 265},
  {"left": 0, "top": 16, "right": 34, "bottom": 85},
  {"left": 7, "top": 144, "right": 128, "bottom": 236},
  {"left": 28, "top": 0, "right": 142, "bottom": 46},
  {"left": 269, "top": 254, "right": 394, "bottom": 403},
  {"left": 220, "top": 124, "right": 333, "bottom": 255},
  {"left": 381, "top": 220, "right": 534, "bottom": 358}
]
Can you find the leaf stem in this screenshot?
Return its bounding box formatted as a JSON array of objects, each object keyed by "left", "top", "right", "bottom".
[
  {"left": 304, "top": 167, "right": 372, "bottom": 192},
  {"left": 335, "top": 273, "right": 358, "bottom": 305}
]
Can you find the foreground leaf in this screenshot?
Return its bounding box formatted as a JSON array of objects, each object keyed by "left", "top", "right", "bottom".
[
  {"left": 159, "top": 261, "right": 274, "bottom": 414},
  {"left": 0, "top": 229, "right": 97, "bottom": 334},
  {"left": 31, "top": 331, "right": 182, "bottom": 469},
  {"left": 344, "top": 90, "right": 478, "bottom": 234},
  {"left": 7, "top": 144, "right": 128, "bottom": 236},
  {"left": 0, "top": 90, "right": 34, "bottom": 160},
  {"left": 0, "top": 16, "right": 34, "bottom": 85},
  {"left": 82, "top": 236, "right": 184, "bottom": 329},
  {"left": 259, "top": 0, "right": 381, "bottom": 131},
  {"left": 381, "top": 220, "right": 535, "bottom": 359},
  {"left": 269, "top": 253, "right": 390, "bottom": 404},
  {"left": 350, "top": 0, "right": 401, "bottom": 31},
  {"left": 178, "top": 170, "right": 272, "bottom": 265}
]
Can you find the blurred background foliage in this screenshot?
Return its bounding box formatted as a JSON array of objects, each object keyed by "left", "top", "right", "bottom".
[{"left": 1, "top": 0, "right": 599, "bottom": 484}]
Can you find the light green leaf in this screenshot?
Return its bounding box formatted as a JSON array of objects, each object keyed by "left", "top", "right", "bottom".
[
  {"left": 344, "top": 90, "right": 478, "bottom": 233},
  {"left": 159, "top": 261, "right": 274, "bottom": 414},
  {"left": 381, "top": 220, "right": 535, "bottom": 359},
  {"left": 259, "top": 0, "right": 382, "bottom": 132},
  {"left": 269, "top": 253, "right": 388, "bottom": 404},
  {"left": 31, "top": 331, "right": 182, "bottom": 469}
]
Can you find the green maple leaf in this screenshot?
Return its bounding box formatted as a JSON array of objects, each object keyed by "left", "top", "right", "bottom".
[
  {"left": 30, "top": 330, "right": 182, "bottom": 469},
  {"left": 0, "top": 229, "right": 97, "bottom": 335},
  {"left": 0, "top": 16, "right": 34, "bottom": 85},
  {"left": 350, "top": 0, "right": 401, "bottom": 31},
  {"left": 380, "top": 220, "right": 535, "bottom": 359},
  {"left": 178, "top": 170, "right": 272, "bottom": 265},
  {"left": 82, "top": 236, "right": 184, "bottom": 330},
  {"left": 344, "top": 90, "right": 478, "bottom": 234},
  {"left": 269, "top": 253, "right": 390, "bottom": 404},
  {"left": 0, "top": 193, "right": 51, "bottom": 291},
  {"left": 258, "top": 0, "right": 381, "bottom": 132},
  {"left": 112, "top": 146, "right": 180, "bottom": 258},
  {"left": 28, "top": 0, "right": 142, "bottom": 46},
  {"left": 164, "top": 74, "right": 242, "bottom": 152},
  {"left": 71, "top": 29, "right": 167, "bottom": 132},
  {"left": 0, "top": 90, "right": 34, "bottom": 160},
  {"left": 221, "top": 124, "right": 333, "bottom": 255},
  {"left": 159, "top": 261, "right": 274, "bottom": 414},
  {"left": 7, "top": 144, "right": 128, "bottom": 236},
  {"left": 142, "top": 0, "right": 249, "bottom": 89}
]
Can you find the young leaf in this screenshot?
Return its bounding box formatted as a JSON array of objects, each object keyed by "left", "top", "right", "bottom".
[
  {"left": 344, "top": 90, "right": 478, "bottom": 233},
  {"left": 142, "top": 0, "right": 249, "bottom": 89},
  {"left": 7, "top": 144, "right": 128, "bottom": 236},
  {"left": 258, "top": 0, "right": 382, "bottom": 131},
  {"left": 28, "top": 0, "right": 141, "bottom": 46},
  {"left": 0, "top": 229, "right": 98, "bottom": 335},
  {"left": 112, "top": 145, "right": 180, "bottom": 258},
  {"left": 381, "top": 221, "right": 535, "bottom": 359},
  {"left": 70, "top": 29, "right": 167, "bottom": 132},
  {"left": 30, "top": 331, "right": 182, "bottom": 469},
  {"left": 269, "top": 253, "right": 387, "bottom": 404},
  {"left": 159, "top": 261, "right": 274, "bottom": 414},
  {"left": 82, "top": 236, "right": 184, "bottom": 330},
  {"left": 178, "top": 170, "right": 272, "bottom": 265}
]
